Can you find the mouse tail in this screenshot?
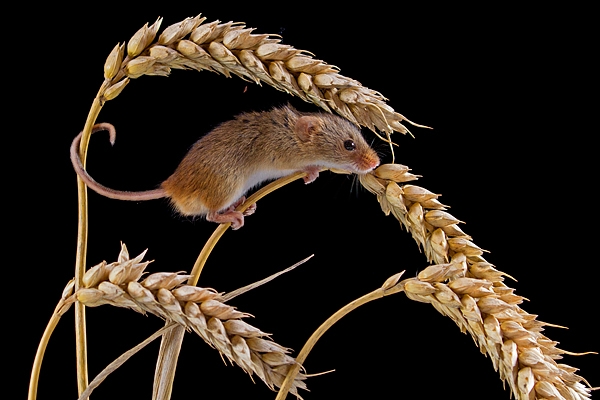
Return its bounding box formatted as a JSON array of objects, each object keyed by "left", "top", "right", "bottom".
[{"left": 70, "top": 124, "right": 166, "bottom": 201}]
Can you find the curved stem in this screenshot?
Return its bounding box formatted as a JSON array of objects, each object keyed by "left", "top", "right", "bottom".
[
  {"left": 28, "top": 305, "right": 67, "bottom": 400},
  {"left": 153, "top": 171, "right": 308, "bottom": 400},
  {"left": 188, "top": 170, "right": 307, "bottom": 285},
  {"left": 275, "top": 282, "right": 405, "bottom": 400},
  {"left": 74, "top": 80, "right": 110, "bottom": 395},
  {"left": 80, "top": 324, "right": 178, "bottom": 400},
  {"left": 29, "top": 285, "right": 75, "bottom": 400}
]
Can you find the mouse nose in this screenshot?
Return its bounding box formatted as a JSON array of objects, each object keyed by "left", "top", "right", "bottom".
[
  {"left": 358, "top": 152, "right": 380, "bottom": 172},
  {"left": 368, "top": 153, "right": 380, "bottom": 170}
]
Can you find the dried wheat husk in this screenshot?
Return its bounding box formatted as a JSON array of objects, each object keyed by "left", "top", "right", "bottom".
[
  {"left": 97, "top": 13, "right": 426, "bottom": 150},
  {"left": 360, "top": 164, "right": 595, "bottom": 400},
  {"left": 72, "top": 243, "right": 307, "bottom": 397}
]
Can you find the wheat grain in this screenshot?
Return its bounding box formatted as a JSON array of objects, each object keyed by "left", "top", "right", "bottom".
[
  {"left": 360, "top": 165, "right": 594, "bottom": 400},
  {"left": 72, "top": 243, "right": 307, "bottom": 397},
  {"left": 96, "top": 13, "right": 424, "bottom": 148}
]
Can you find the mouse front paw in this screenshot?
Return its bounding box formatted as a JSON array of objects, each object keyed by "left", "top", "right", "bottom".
[{"left": 302, "top": 166, "right": 320, "bottom": 184}]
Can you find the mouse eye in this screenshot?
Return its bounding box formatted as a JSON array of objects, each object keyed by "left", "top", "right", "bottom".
[{"left": 343, "top": 140, "right": 356, "bottom": 151}]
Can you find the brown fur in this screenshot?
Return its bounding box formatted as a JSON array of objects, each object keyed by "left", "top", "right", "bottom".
[{"left": 71, "top": 105, "right": 380, "bottom": 229}]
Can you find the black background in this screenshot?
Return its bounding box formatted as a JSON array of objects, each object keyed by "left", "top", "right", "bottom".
[{"left": 16, "top": 4, "right": 598, "bottom": 400}]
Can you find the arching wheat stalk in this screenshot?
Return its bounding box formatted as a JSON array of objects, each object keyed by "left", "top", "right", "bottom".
[{"left": 357, "top": 164, "right": 595, "bottom": 400}]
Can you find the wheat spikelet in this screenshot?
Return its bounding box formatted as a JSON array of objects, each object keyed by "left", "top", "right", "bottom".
[
  {"left": 72, "top": 243, "right": 307, "bottom": 397},
  {"left": 99, "top": 13, "right": 426, "bottom": 145},
  {"left": 360, "top": 164, "right": 594, "bottom": 400}
]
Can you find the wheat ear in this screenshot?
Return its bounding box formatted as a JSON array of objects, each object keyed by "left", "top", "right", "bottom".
[
  {"left": 70, "top": 242, "right": 308, "bottom": 398},
  {"left": 100, "top": 14, "right": 427, "bottom": 154},
  {"left": 358, "top": 164, "right": 595, "bottom": 400}
]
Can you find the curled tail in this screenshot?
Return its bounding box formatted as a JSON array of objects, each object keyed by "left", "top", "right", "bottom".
[{"left": 71, "top": 123, "right": 167, "bottom": 201}]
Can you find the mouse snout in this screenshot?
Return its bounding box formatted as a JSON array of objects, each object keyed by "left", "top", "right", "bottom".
[
  {"left": 366, "top": 154, "right": 381, "bottom": 171},
  {"left": 355, "top": 149, "right": 380, "bottom": 173}
]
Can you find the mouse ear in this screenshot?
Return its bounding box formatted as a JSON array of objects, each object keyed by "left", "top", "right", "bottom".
[{"left": 295, "top": 116, "right": 324, "bottom": 142}]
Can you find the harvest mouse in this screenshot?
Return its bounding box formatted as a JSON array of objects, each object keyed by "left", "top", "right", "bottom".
[{"left": 71, "top": 104, "right": 380, "bottom": 229}]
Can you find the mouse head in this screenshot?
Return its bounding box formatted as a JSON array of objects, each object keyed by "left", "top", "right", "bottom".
[{"left": 294, "top": 113, "right": 380, "bottom": 174}]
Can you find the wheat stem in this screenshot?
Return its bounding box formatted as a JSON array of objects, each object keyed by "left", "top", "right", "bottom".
[
  {"left": 187, "top": 171, "right": 307, "bottom": 285},
  {"left": 28, "top": 310, "right": 63, "bottom": 400},
  {"left": 29, "top": 282, "right": 75, "bottom": 400},
  {"left": 74, "top": 81, "right": 111, "bottom": 396},
  {"left": 79, "top": 324, "right": 177, "bottom": 400},
  {"left": 276, "top": 272, "right": 406, "bottom": 400},
  {"left": 153, "top": 170, "right": 308, "bottom": 400},
  {"left": 152, "top": 328, "right": 185, "bottom": 400}
]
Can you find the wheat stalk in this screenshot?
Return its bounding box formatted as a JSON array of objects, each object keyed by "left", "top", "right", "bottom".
[
  {"left": 357, "top": 164, "right": 595, "bottom": 400},
  {"left": 68, "top": 242, "right": 308, "bottom": 398}
]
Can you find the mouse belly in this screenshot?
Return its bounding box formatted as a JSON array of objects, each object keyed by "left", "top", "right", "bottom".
[
  {"left": 164, "top": 167, "right": 305, "bottom": 218},
  {"left": 165, "top": 183, "right": 245, "bottom": 217},
  {"left": 242, "top": 169, "right": 298, "bottom": 193}
]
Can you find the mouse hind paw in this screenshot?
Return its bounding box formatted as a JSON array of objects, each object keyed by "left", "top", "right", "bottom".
[
  {"left": 206, "top": 210, "right": 245, "bottom": 230},
  {"left": 242, "top": 202, "right": 256, "bottom": 216},
  {"left": 230, "top": 196, "right": 256, "bottom": 216}
]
